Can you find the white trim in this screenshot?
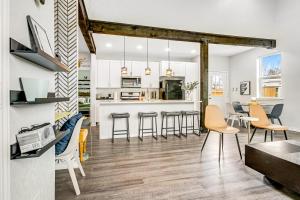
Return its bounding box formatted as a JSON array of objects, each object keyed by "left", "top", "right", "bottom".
[{"left": 0, "top": 0, "right": 10, "bottom": 199}]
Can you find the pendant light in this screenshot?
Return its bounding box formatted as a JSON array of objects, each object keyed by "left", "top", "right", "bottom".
[
  {"left": 121, "top": 36, "right": 128, "bottom": 76},
  {"left": 145, "top": 38, "right": 152, "bottom": 75},
  {"left": 165, "top": 40, "right": 173, "bottom": 77}
]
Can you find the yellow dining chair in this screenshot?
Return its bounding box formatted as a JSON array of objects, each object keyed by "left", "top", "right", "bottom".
[
  {"left": 201, "top": 105, "right": 242, "bottom": 161},
  {"left": 249, "top": 104, "right": 288, "bottom": 142}
]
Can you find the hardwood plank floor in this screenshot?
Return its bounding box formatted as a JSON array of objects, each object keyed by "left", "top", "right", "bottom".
[{"left": 56, "top": 126, "right": 300, "bottom": 200}]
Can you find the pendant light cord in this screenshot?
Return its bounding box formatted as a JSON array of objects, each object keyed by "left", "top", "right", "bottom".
[
  {"left": 123, "top": 36, "right": 126, "bottom": 67},
  {"left": 147, "top": 38, "right": 149, "bottom": 67},
  {"left": 168, "top": 40, "right": 170, "bottom": 69}
]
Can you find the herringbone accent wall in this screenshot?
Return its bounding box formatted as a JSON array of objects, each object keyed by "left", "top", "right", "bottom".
[{"left": 54, "top": 0, "right": 78, "bottom": 125}]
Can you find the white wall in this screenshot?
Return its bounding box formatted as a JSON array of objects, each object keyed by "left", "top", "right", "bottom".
[
  {"left": 0, "top": 0, "right": 10, "bottom": 199},
  {"left": 276, "top": 0, "right": 300, "bottom": 131},
  {"left": 10, "top": 1, "right": 55, "bottom": 200},
  {"left": 85, "top": 0, "right": 277, "bottom": 39},
  {"left": 229, "top": 48, "right": 278, "bottom": 103}
]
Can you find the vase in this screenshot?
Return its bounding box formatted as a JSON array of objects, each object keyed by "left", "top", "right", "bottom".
[{"left": 186, "top": 90, "right": 192, "bottom": 101}]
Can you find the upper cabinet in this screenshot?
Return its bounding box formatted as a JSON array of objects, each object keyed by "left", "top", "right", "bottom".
[
  {"left": 96, "top": 60, "right": 122, "bottom": 88},
  {"left": 142, "top": 62, "right": 160, "bottom": 88},
  {"left": 110, "top": 60, "right": 122, "bottom": 88},
  {"left": 185, "top": 62, "right": 198, "bottom": 83},
  {"left": 95, "top": 60, "right": 198, "bottom": 89},
  {"left": 97, "top": 60, "right": 110, "bottom": 88},
  {"left": 159, "top": 61, "right": 186, "bottom": 77}
]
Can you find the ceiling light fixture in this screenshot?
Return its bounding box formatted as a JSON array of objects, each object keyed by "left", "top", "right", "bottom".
[
  {"left": 165, "top": 40, "right": 173, "bottom": 77},
  {"left": 145, "top": 39, "right": 151, "bottom": 76},
  {"left": 121, "top": 37, "right": 128, "bottom": 76},
  {"left": 105, "top": 43, "right": 112, "bottom": 48},
  {"left": 136, "top": 45, "right": 143, "bottom": 50},
  {"left": 190, "top": 49, "right": 196, "bottom": 54},
  {"left": 164, "top": 47, "right": 171, "bottom": 52}
]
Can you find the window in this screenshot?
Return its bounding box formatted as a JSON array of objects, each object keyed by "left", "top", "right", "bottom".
[{"left": 258, "top": 53, "right": 282, "bottom": 98}]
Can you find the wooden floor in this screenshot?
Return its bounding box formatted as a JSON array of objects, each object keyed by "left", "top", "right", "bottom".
[{"left": 56, "top": 126, "right": 300, "bottom": 200}]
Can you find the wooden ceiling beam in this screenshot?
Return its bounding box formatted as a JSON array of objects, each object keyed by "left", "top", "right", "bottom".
[
  {"left": 78, "top": 0, "right": 96, "bottom": 53},
  {"left": 89, "top": 20, "right": 276, "bottom": 49}
]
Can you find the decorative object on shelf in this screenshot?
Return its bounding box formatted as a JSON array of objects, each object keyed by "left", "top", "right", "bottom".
[
  {"left": 121, "top": 36, "right": 128, "bottom": 75},
  {"left": 16, "top": 123, "right": 55, "bottom": 153},
  {"left": 240, "top": 81, "right": 251, "bottom": 95},
  {"left": 27, "top": 15, "right": 54, "bottom": 57},
  {"left": 40, "top": 0, "right": 45, "bottom": 5},
  {"left": 20, "top": 77, "right": 49, "bottom": 101},
  {"left": 165, "top": 40, "right": 173, "bottom": 77},
  {"left": 182, "top": 81, "right": 199, "bottom": 101},
  {"left": 10, "top": 130, "right": 68, "bottom": 160},
  {"left": 78, "top": 57, "right": 87, "bottom": 68},
  {"left": 145, "top": 38, "right": 152, "bottom": 75}
]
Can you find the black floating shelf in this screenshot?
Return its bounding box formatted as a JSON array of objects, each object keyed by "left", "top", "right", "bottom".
[
  {"left": 10, "top": 38, "right": 70, "bottom": 72},
  {"left": 10, "top": 131, "right": 68, "bottom": 160},
  {"left": 10, "top": 90, "right": 70, "bottom": 105}
]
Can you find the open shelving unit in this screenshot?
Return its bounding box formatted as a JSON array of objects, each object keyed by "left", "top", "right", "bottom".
[
  {"left": 10, "top": 90, "right": 70, "bottom": 106},
  {"left": 10, "top": 38, "right": 70, "bottom": 72},
  {"left": 10, "top": 131, "right": 68, "bottom": 160}
]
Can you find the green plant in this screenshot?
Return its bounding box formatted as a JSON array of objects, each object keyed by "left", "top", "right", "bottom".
[{"left": 182, "top": 81, "right": 199, "bottom": 91}]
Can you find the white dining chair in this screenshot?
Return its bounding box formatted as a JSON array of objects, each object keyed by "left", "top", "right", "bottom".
[
  {"left": 226, "top": 103, "right": 247, "bottom": 128},
  {"left": 55, "top": 117, "right": 86, "bottom": 195}
]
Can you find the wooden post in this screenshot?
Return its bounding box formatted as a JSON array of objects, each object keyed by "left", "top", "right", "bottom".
[{"left": 200, "top": 41, "right": 209, "bottom": 131}]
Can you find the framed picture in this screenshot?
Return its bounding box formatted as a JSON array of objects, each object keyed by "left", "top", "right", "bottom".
[
  {"left": 26, "top": 15, "right": 54, "bottom": 57},
  {"left": 240, "top": 81, "right": 251, "bottom": 95}
]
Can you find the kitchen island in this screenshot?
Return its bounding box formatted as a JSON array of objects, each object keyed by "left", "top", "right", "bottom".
[{"left": 97, "top": 100, "right": 201, "bottom": 139}]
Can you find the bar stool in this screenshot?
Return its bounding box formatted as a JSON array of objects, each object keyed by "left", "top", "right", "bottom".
[
  {"left": 138, "top": 112, "right": 158, "bottom": 141},
  {"left": 161, "top": 111, "right": 181, "bottom": 139},
  {"left": 180, "top": 111, "right": 201, "bottom": 137},
  {"left": 111, "top": 112, "right": 130, "bottom": 143}
]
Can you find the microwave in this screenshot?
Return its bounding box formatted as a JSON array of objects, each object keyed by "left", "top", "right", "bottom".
[{"left": 121, "top": 76, "right": 141, "bottom": 88}]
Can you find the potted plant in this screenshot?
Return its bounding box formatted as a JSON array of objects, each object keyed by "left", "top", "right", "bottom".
[{"left": 182, "top": 81, "right": 199, "bottom": 101}]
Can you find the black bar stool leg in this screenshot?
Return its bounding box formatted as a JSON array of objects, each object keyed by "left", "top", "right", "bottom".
[
  {"left": 283, "top": 130, "right": 288, "bottom": 140},
  {"left": 112, "top": 118, "right": 115, "bottom": 143},
  {"left": 126, "top": 117, "right": 130, "bottom": 142},
  {"left": 141, "top": 116, "right": 144, "bottom": 141},
  {"left": 138, "top": 115, "right": 142, "bottom": 141},
  {"left": 155, "top": 117, "right": 158, "bottom": 140}
]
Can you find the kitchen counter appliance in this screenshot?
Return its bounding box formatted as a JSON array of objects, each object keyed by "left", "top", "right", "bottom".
[
  {"left": 159, "top": 76, "right": 185, "bottom": 100},
  {"left": 120, "top": 92, "right": 141, "bottom": 100},
  {"left": 121, "top": 76, "right": 141, "bottom": 88}
]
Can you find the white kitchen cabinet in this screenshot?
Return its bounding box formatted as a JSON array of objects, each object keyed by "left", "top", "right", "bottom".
[
  {"left": 131, "top": 61, "right": 145, "bottom": 76},
  {"left": 97, "top": 60, "right": 110, "bottom": 88},
  {"left": 159, "top": 61, "right": 185, "bottom": 77},
  {"left": 171, "top": 62, "right": 186, "bottom": 76},
  {"left": 142, "top": 62, "right": 160, "bottom": 88},
  {"left": 185, "top": 62, "right": 197, "bottom": 83},
  {"left": 109, "top": 60, "right": 122, "bottom": 88}
]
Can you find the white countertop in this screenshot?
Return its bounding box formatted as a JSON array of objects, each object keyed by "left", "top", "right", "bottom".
[{"left": 97, "top": 100, "right": 202, "bottom": 105}]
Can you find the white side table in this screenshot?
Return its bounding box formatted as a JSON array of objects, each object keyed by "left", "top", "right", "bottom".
[{"left": 240, "top": 116, "right": 259, "bottom": 143}]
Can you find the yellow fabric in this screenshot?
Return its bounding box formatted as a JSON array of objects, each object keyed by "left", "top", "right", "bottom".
[
  {"left": 205, "top": 105, "right": 239, "bottom": 134},
  {"left": 79, "top": 129, "right": 88, "bottom": 162},
  {"left": 249, "top": 104, "right": 288, "bottom": 131}
]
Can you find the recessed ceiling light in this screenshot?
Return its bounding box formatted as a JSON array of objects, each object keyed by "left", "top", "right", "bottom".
[
  {"left": 136, "top": 45, "right": 143, "bottom": 50},
  {"left": 105, "top": 43, "right": 112, "bottom": 48},
  {"left": 165, "top": 48, "right": 171, "bottom": 52},
  {"left": 190, "top": 50, "right": 196, "bottom": 54}
]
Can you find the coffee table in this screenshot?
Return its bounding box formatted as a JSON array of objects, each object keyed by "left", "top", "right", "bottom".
[{"left": 245, "top": 140, "right": 300, "bottom": 194}]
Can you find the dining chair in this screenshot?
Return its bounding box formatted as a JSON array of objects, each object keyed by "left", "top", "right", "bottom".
[
  {"left": 249, "top": 104, "right": 288, "bottom": 143},
  {"left": 267, "top": 104, "right": 284, "bottom": 125},
  {"left": 232, "top": 101, "right": 249, "bottom": 116},
  {"left": 201, "top": 105, "right": 242, "bottom": 161},
  {"left": 56, "top": 117, "right": 86, "bottom": 195},
  {"left": 226, "top": 103, "right": 247, "bottom": 128}
]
